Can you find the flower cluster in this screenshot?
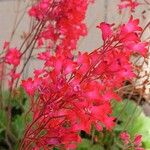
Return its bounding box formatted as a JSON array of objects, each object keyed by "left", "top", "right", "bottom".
[
  {"left": 29, "top": 0, "right": 93, "bottom": 57},
  {"left": 0, "top": 0, "right": 148, "bottom": 149},
  {"left": 118, "top": 0, "right": 140, "bottom": 12},
  {"left": 120, "top": 132, "right": 144, "bottom": 150},
  {"left": 5, "top": 48, "right": 21, "bottom": 66},
  {"left": 3, "top": 44, "right": 21, "bottom": 87},
  {"left": 21, "top": 6, "right": 148, "bottom": 148}
]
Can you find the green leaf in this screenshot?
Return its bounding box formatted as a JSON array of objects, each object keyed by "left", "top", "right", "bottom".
[
  {"left": 0, "top": 110, "right": 7, "bottom": 128},
  {"left": 134, "top": 113, "right": 150, "bottom": 149},
  {"left": 12, "top": 115, "right": 25, "bottom": 139},
  {"left": 23, "top": 99, "right": 30, "bottom": 113},
  {"left": 91, "top": 144, "right": 104, "bottom": 150},
  {"left": 77, "top": 139, "right": 104, "bottom": 150},
  {"left": 1, "top": 90, "right": 13, "bottom": 108},
  {"left": 77, "top": 139, "right": 91, "bottom": 150}
]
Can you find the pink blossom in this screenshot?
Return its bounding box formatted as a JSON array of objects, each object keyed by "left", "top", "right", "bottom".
[
  {"left": 134, "top": 134, "right": 143, "bottom": 146},
  {"left": 97, "top": 22, "right": 113, "bottom": 41},
  {"left": 121, "top": 16, "right": 142, "bottom": 34},
  {"left": 5, "top": 48, "right": 21, "bottom": 66},
  {"left": 120, "top": 132, "right": 130, "bottom": 144},
  {"left": 118, "top": 0, "right": 139, "bottom": 12}
]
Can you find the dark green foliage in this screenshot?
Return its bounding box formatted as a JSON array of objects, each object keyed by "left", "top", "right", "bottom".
[{"left": 0, "top": 88, "right": 32, "bottom": 150}]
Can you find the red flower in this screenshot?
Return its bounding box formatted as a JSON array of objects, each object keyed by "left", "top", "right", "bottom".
[
  {"left": 22, "top": 77, "right": 41, "bottom": 96},
  {"left": 134, "top": 134, "right": 142, "bottom": 146},
  {"left": 135, "top": 148, "right": 144, "bottom": 150},
  {"left": 97, "top": 22, "right": 113, "bottom": 41},
  {"left": 118, "top": 0, "right": 139, "bottom": 12},
  {"left": 19, "top": 0, "right": 148, "bottom": 149},
  {"left": 121, "top": 16, "right": 142, "bottom": 34},
  {"left": 9, "top": 70, "right": 20, "bottom": 80},
  {"left": 3, "top": 41, "right": 10, "bottom": 49},
  {"left": 126, "top": 42, "right": 148, "bottom": 56},
  {"left": 22, "top": 78, "right": 35, "bottom": 96},
  {"left": 5, "top": 48, "right": 21, "bottom": 66},
  {"left": 120, "top": 132, "right": 130, "bottom": 144}
]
